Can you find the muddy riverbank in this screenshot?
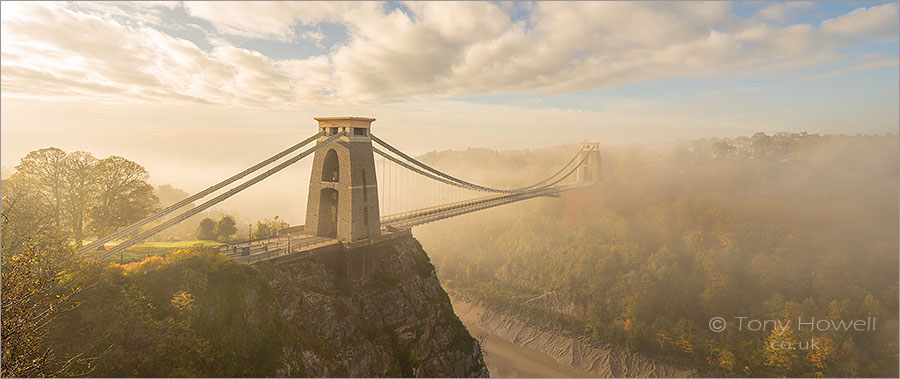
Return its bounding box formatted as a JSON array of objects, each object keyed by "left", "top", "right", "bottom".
[{"left": 451, "top": 297, "right": 695, "bottom": 378}]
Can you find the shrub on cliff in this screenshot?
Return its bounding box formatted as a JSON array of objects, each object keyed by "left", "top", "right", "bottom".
[{"left": 45, "top": 247, "right": 289, "bottom": 377}]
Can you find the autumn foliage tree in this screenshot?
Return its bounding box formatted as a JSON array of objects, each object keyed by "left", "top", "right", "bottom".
[
  {"left": 196, "top": 218, "right": 217, "bottom": 241},
  {"left": 421, "top": 133, "right": 899, "bottom": 377},
  {"left": 11, "top": 148, "right": 159, "bottom": 246},
  {"left": 252, "top": 216, "right": 289, "bottom": 239},
  {"left": 1, "top": 205, "right": 90, "bottom": 377},
  {"left": 89, "top": 156, "right": 158, "bottom": 241},
  {"left": 214, "top": 215, "right": 238, "bottom": 242},
  {"left": 61, "top": 151, "right": 99, "bottom": 247},
  {"left": 14, "top": 148, "right": 68, "bottom": 227}
]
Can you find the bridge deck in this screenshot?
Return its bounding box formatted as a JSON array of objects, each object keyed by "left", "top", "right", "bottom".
[
  {"left": 81, "top": 128, "right": 599, "bottom": 262},
  {"left": 217, "top": 182, "right": 595, "bottom": 265},
  {"left": 219, "top": 234, "right": 339, "bottom": 264},
  {"left": 218, "top": 227, "right": 412, "bottom": 265},
  {"left": 380, "top": 182, "right": 595, "bottom": 229}
]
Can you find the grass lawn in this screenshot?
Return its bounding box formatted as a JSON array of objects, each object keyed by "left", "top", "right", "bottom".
[{"left": 102, "top": 240, "right": 221, "bottom": 264}]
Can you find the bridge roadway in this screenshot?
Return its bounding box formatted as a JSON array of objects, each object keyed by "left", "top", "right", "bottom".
[
  {"left": 218, "top": 226, "right": 416, "bottom": 265},
  {"left": 81, "top": 127, "right": 597, "bottom": 262},
  {"left": 219, "top": 234, "right": 338, "bottom": 264},
  {"left": 380, "top": 181, "right": 594, "bottom": 229},
  {"left": 218, "top": 181, "right": 593, "bottom": 264}
]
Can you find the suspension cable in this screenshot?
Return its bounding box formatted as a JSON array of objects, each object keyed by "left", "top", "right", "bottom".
[
  {"left": 95, "top": 133, "right": 343, "bottom": 260},
  {"left": 528, "top": 151, "right": 591, "bottom": 191},
  {"left": 79, "top": 131, "right": 326, "bottom": 254},
  {"left": 373, "top": 147, "right": 463, "bottom": 188},
  {"left": 515, "top": 148, "right": 584, "bottom": 190},
  {"left": 379, "top": 149, "right": 591, "bottom": 227},
  {"left": 372, "top": 134, "right": 585, "bottom": 194}
]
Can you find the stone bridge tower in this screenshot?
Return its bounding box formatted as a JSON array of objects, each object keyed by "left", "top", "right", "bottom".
[
  {"left": 305, "top": 117, "right": 381, "bottom": 242},
  {"left": 577, "top": 142, "right": 602, "bottom": 184}
]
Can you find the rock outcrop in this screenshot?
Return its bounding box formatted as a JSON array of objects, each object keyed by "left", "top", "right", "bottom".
[
  {"left": 264, "top": 236, "right": 489, "bottom": 377},
  {"left": 452, "top": 297, "right": 693, "bottom": 378}
]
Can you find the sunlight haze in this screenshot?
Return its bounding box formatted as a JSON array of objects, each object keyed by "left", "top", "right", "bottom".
[{"left": 2, "top": 1, "right": 897, "bottom": 223}]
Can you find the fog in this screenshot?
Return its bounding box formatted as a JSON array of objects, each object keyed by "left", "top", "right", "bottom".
[
  {"left": 3, "top": 120, "right": 897, "bottom": 376},
  {"left": 411, "top": 132, "right": 899, "bottom": 377},
  {"left": 6, "top": 93, "right": 898, "bottom": 229}
]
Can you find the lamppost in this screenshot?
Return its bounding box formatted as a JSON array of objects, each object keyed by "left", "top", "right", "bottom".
[{"left": 249, "top": 224, "right": 253, "bottom": 241}]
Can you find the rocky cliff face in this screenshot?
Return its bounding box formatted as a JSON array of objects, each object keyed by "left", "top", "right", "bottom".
[
  {"left": 452, "top": 297, "right": 693, "bottom": 378},
  {"left": 263, "top": 236, "right": 489, "bottom": 377}
]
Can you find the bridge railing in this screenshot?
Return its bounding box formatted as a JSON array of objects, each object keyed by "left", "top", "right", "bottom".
[
  {"left": 229, "top": 235, "right": 336, "bottom": 264},
  {"left": 84, "top": 125, "right": 597, "bottom": 262},
  {"left": 385, "top": 187, "right": 562, "bottom": 229},
  {"left": 380, "top": 151, "right": 590, "bottom": 227}
]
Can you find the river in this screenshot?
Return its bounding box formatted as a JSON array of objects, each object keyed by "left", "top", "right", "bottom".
[
  {"left": 451, "top": 297, "right": 694, "bottom": 378},
  {"left": 463, "top": 321, "right": 590, "bottom": 378}
]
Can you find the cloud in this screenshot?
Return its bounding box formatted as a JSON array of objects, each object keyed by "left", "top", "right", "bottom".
[
  {"left": 756, "top": 1, "right": 813, "bottom": 23},
  {"left": 182, "top": 1, "right": 359, "bottom": 42},
  {"left": 812, "top": 57, "right": 899, "bottom": 79},
  {"left": 0, "top": 1, "right": 897, "bottom": 108},
  {"left": 820, "top": 3, "right": 899, "bottom": 41},
  {"left": 0, "top": 2, "right": 322, "bottom": 107}
]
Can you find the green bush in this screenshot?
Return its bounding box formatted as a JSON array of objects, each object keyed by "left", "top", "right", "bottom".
[{"left": 46, "top": 247, "right": 289, "bottom": 377}]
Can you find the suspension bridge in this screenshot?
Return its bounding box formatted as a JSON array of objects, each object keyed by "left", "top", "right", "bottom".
[{"left": 78, "top": 117, "right": 601, "bottom": 268}]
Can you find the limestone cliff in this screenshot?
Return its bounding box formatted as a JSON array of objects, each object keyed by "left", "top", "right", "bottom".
[
  {"left": 45, "top": 237, "right": 486, "bottom": 377},
  {"left": 262, "top": 236, "right": 489, "bottom": 377}
]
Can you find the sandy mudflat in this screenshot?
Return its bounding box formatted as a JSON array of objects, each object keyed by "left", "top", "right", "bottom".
[{"left": 465, "top": 322, "right": 589, "bottom": 378}]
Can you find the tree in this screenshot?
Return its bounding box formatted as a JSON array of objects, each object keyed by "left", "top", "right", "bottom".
[
  {"left": 1, "top": 175, "right": 57, "bottom": 256},
  {"left": 252, "top": 220, "right": 271, "bottom": 240},
  {"left": 809, "top": 337, "right": 837, "bottom": 377},
  {"left": 196, "top": 218, "right": 217, "bottom": 241},
  {"left": 152, "top": 185, "right": 197, "bottom": 241},
  {"left": 14, "top": 148, "right": 161, "bottom": 247},
  {"left": 252, "top": 216, "right": 289, "bottom": 239},
  {"left": 711, "top": 141, "right": 734, "bottom": 159},
  {"left": 214, "top": 216, "right": 237, "bottom": 242},
  {"left": 60, "top": 151, "right": 100, "bottom": 247},
  {"left": 14, "top": 148, "right": 68, "bottom": 227},
  {"left": 2, "top": 166, "right": 90, "bottom": 376},
  {"left": 89, "top": 156, "right": 159, "bottom": 241},
  {"left": 155, "top": 184, "right": 192, "bottom": 208},
  {"left": 1, "top": 221, "right": 88, "bottom": 377},
  {"left": 764, "top": 321, "right": 800, "bottom": 375},
  {"left": 751, "top": 132, "right": 772, "bottom": 159}
]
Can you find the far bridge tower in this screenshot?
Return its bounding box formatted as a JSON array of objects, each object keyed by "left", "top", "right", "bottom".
[
  {"left": 305, "top": 117, "right": 381, "bottom": 242},
  {"left": 577, "top": 142, "right": 602, "bottom": 184}
]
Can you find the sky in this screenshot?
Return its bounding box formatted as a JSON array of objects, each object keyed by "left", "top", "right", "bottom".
[{"left": 1, "top": 1, "right": 898, "bottom": 223}]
